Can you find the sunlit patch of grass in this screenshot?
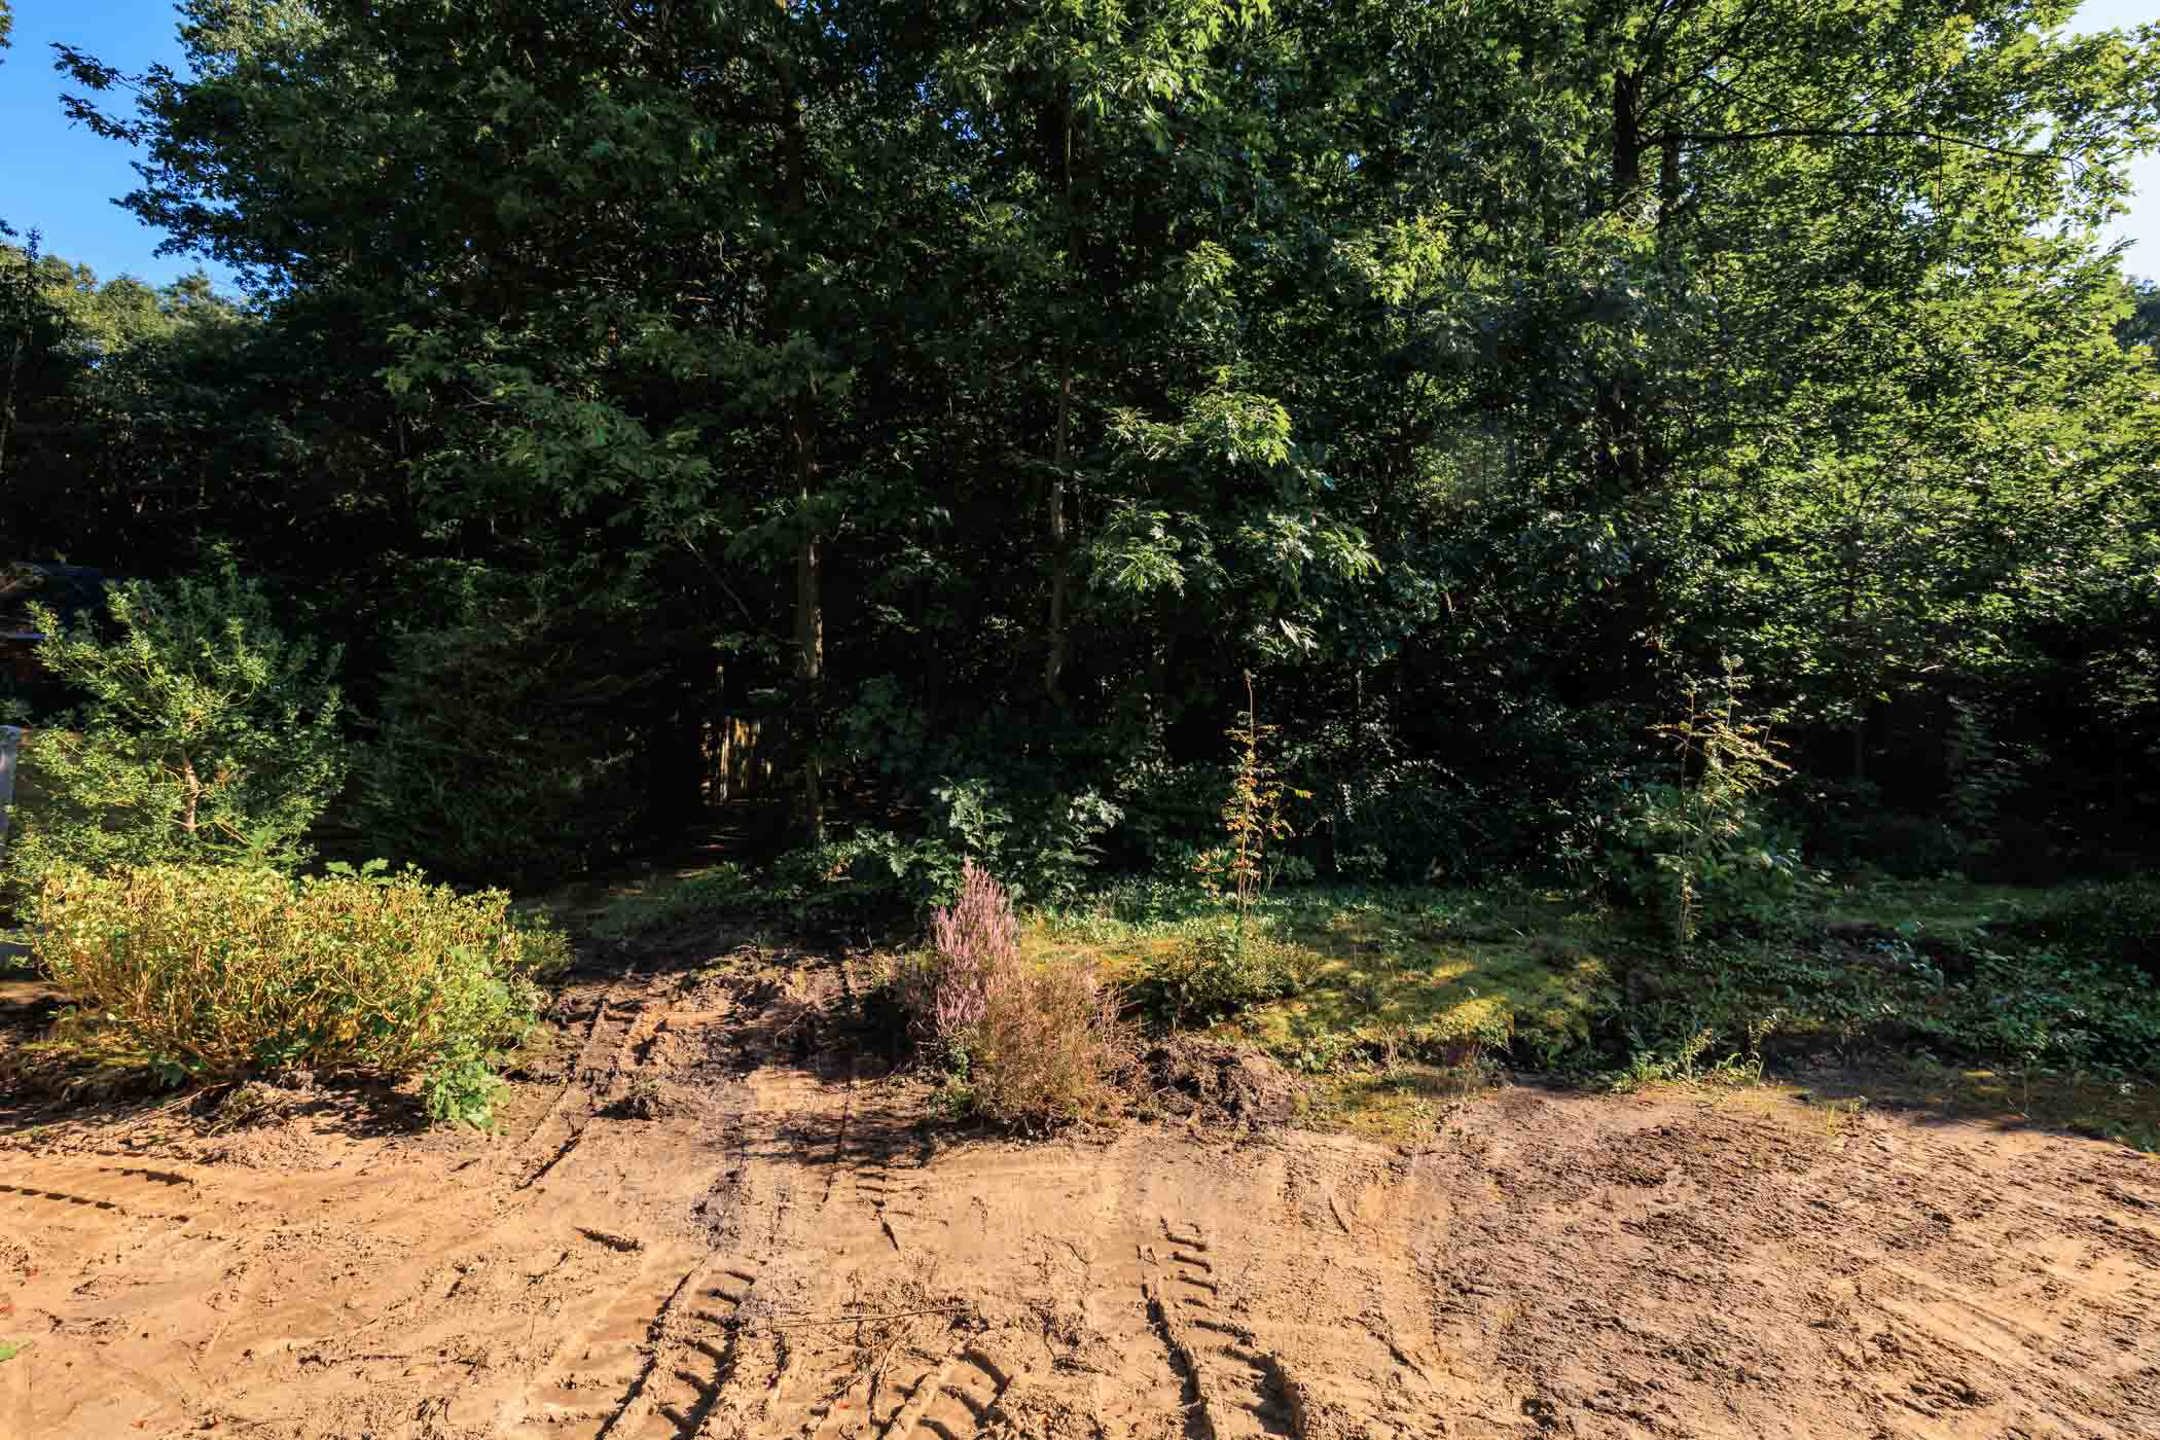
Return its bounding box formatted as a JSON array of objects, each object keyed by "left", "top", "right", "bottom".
[
  {"left": 1034, "top": 884, "right": 1619, "bottom": 1078},
  {"left": 1302, "top": 1064, "right": 1490, "bottom": 1142},
  {"left": 574, "top": 863, "right": 755, "bottom": 941}
]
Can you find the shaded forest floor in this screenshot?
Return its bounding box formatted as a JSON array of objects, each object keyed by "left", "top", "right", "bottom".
[{"left": 2, "top": 932, "right": 2158, "bottom": 1440}]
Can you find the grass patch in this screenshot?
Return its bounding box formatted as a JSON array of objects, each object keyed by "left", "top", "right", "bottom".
[
  {"left": 1038, "top": 883, "right": 1615, "bottom": 1074},
  {"left": 0, "top": 1340, "right": 25, "bottom": 1365},
  {"left": 1035, "top": 878, "right": 2160, "bottom": 1145},
  {"left": 577, "top": 862, "right": 757, "bottom": 943}
]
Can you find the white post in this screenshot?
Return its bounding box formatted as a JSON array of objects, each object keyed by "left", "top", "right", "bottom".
[{"left": 0, "top": 724, "right": 19, "bottom": 860}]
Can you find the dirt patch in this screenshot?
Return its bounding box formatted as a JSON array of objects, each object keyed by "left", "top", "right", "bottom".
[
  {"left": 1138, "top": 1034, "right": 1307, "bottom": 1129},
  {"left": 0, "top": 948, "right": 2154, "bottom": 1439}
]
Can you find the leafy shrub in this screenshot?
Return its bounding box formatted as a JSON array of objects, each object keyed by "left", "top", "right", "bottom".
[
  {"left": 32, "top": 863, "right": 564, "bottom": 1124},
  {"left": 895, "top": 860, "right": 1121, "bottom": 1130},
  {"left": 6, "top": 566, "right": 346, "bottom": 888},
  {"left": 1604, "top": 667, "right": 1809, "bottom": 943},
  {"left": 768, "top": 828, "right": 963, "bottom": 926},
  {"left": 1328, "top": 760, "right": 1475, "bottom": 884},
  {"left": 1608, "top": 783, "right": 1811, "bottom": 935},
  {"left": 1129, "top": 917, "right": 1300, "bottom": 1028},
  {"left": 929, "top": 777, "right": 1122, "bottom": 906},
  {"left": 1620, "top": 915, "right": 2160, "bottom": 1080},
  {"left": 835, "top": 678, "right": 1123, "bottom": 904}
]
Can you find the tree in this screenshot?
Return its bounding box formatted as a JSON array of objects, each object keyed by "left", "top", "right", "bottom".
[
  {"left": 37, "top": 0, "right": 2160, "bottom": 886},
  {"left": 7, "top": 567, "right": 346, "bottom": 884}
]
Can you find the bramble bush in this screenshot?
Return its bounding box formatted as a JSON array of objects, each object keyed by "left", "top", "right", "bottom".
[{"left": 32, "top": 863, "right": 568, "bottom": 1125}]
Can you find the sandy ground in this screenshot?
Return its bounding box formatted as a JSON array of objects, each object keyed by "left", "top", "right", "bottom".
[{"left": 0, "top": 948, "right": 2155, "bottom": 1440}]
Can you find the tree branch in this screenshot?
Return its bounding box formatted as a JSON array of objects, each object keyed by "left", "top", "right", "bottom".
[{"left": 1663, "top": 126, "right": 2055, "bottom": 163}]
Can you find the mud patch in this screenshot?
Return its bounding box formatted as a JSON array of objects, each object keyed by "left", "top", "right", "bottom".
[{"left": 1139, "top": 1035, "right": 1306, "bottom": 1128}]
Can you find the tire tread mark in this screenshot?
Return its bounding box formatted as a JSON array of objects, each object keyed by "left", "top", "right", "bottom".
[{"left": 1150, "top": 1220, "right": 1294, "bottom": 1440}]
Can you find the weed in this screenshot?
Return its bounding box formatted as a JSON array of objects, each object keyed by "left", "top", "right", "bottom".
[
  {"left": 612, "top": 1075, "right": 667, "bottom": 1120},
  {"left": 421, "top": 1051, "right": 510, "bottom": 1129},
  {"left": 1607, "top": 663, "right": 1806, "bottom": 947},
  {"left": 0, "top": 1340, "right": 26, "bottom": 1365},
  {"left": 1194, "top": 673, "right": 1302, "bottom": 919},
  {"left": 1610, "top": 1026, "right": 1768, "bottom": 1091}
]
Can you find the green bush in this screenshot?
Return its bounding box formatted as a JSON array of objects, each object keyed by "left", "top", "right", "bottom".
[
  {"left": 767, "top": 828, "right": 964, "bottom": 925},
  {"left": 1606, "top": 781, "right": 1813, "bottom": 937},
  {"left": 1129, "top": 917, "right": 1301, "bottom": 1028},
  {"left": 1602, "top": 668, "right": 1811, "bottom": 944},
  {"left": 1619, "top": 917, "right": 2160, "bottom": 1080},
  {"left": 32, "top": 863, "right": 566, "bottom": 1125},
  {"left": 6, "top": 567, "right": 346, "bottom": 888},
  {"left": 928, "top": 777, "right": 1121, "bottom": 906}
]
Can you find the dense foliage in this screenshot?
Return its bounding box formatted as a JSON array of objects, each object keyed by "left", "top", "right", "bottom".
[
  {"left": 31, "top": 863, "right": 565, "bottom": 1123},
  {"left": 4, "top": 567, "right": 346, "bottom": 884},
  {"left": 5, "top": 0, "right": 2159, "bottom": 901}
]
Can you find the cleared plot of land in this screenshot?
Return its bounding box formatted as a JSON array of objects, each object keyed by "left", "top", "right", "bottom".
[{"left": 0, "top": 951, "right": 2155, "bottom": 1440}]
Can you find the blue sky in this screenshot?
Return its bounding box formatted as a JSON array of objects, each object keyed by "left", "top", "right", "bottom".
[{"left": 2, "top": 0, "right": 2157, "bottom": 292}]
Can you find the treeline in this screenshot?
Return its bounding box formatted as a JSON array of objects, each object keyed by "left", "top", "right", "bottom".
[{"left": 6, "top": 0, "right": 2160, "bottom": 897}]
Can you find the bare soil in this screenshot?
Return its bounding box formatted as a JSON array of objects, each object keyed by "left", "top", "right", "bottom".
[{"left": 1, "top": 948, "right": 2155, "bottom": 1440}]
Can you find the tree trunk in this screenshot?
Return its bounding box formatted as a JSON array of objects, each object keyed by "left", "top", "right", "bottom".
[
  {"left": 1044, "top": 87, "right": 1076, "bottom": 706},
  {"left": 1611, "top": 67, "right": 1644, "bottom": 211},
  {"left": 774, "top": 54, "right": 825, "bottom": 842},
  {"left": 1046, "top": 358, "right": 1072, "bottom": 704},
  {"left": 790, "top": 405, "right": 824, "bottom": 842},
  {"left": 0, "top": 331, "right": 23, "bottom": 478}
]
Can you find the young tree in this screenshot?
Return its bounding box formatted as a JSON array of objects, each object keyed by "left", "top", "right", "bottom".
[{"left": 7, "top": 567, "right": 346, "bottom": 883}]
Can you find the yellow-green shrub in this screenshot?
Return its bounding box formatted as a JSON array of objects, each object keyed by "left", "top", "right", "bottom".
[{"left": 33, "top": 864, "right": 566, "bottom": 1125}]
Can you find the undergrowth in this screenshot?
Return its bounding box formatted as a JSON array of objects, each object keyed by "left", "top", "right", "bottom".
[
  {"left": 1034, "top": 876, "right": 2160, "bottom": 1144},
  {"left": 587, "top": 856, "right": 2158, "bottom": 1145},
  {"left": 30, "top": 862, "right": 568, "bottom": 1125}
]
